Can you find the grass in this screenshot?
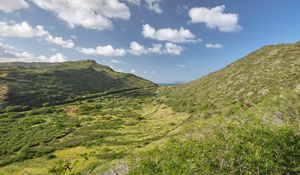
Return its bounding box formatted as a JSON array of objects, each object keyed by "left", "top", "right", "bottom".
[
  {"left": 0, "top": 60, "right": 156, "bottom": 112},
  {"left": 0, "top": 88, "right": 189, "bottom": 175},
  {"left": 128, "top": 118, "right": 300, "bottom": 175},
  {"left": 126, "top": 42, "right": 300, "bottom": 174},
  {"left": 1, "top": 42, "right": 299, "bottom": 174}
]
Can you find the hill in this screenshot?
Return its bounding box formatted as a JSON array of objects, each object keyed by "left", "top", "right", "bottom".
[
  {"left": 0, "top": 60, "right": 156, "bottom": 112},
  {"left": 0, "top": 60, "right": 189, "bottom": 175},
  {"left": 128, "top": 42, "right": 300, "bottom": 174}
]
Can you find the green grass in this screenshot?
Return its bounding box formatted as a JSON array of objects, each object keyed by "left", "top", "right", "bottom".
[
  {"left": 126, "top": 42, "right": 300, "bottom": 175},
  {"left": 128, "top": 119, "right": 300, "bottom": 175},
  {"left": 0, "top": 60, "right": 156, "bottom": 112},
  {"left": 0, "top": 87, "right": 189, "bottom": 175},
  {"left": 1, "top": 42, "right": 300, "bottom": 174}
]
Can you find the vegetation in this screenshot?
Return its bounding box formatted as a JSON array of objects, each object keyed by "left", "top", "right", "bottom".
[
  {"left": 128, "top": 117, "right": 300, "bottom": 174},
  {"left": 0, "top": 60, "right": 156, "bottom": 112},
  {"left": 0, "top": 42, "right": 299, "bottom": 174},
  {"left": 0, "top": 82, "right": 188, "bottom": 174},
  {"left": 127, "top": 42, "right": 300, "bottom": 174}
]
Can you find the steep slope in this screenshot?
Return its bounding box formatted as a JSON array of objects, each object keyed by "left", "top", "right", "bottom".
[
  {"left": 165, "top": 42, "right": 300, "bottom": 121},
  {"left": 128, "top": 42, "right": 300, "bottom": 174},
  {"left": 0, "top": 60, "right": 156, "bottom": 112}
]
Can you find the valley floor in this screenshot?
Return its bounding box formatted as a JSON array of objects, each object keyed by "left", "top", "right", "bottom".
[{"left": 0, "top": 88, "right": 189, "bottom": 175}]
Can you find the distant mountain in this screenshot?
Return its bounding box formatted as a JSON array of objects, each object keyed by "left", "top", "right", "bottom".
[
  {"left": 0, "top": 60, "right": 157, "bottom": 112},
  {"left": 158, "top": 81, "right": 184, "bottom": 86}
]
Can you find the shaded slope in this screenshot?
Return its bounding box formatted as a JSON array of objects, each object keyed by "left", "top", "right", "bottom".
[{"left": 0, "top": 60, "right": 156, "bottom": 112}]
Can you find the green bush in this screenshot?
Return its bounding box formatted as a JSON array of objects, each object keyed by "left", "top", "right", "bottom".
[{"left": 128, "top": 122, "right": 300, "bottom": 175}]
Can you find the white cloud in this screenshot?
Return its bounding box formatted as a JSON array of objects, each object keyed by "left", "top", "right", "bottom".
[
  {"left": 129, "top": 41, "right": 183, "bottom": 56},
  {"left": 48, "top": 53, "right": 68, "bottom": 62},
  {"left": 129, "top": 41, "right": 165, "bottom": 55},
  {"left": 189, "top": 5, "right": 241, "bottom": 32},
  {"left": 148, "top": 43, "right": 163, "bottom": 54},
  {"left": 0, "top": 21, "right": 45, "bottom": 38},
  {"left": 0, "top": 0, "right": 29, "bottom": 13},
  {"left": 31, "top": 0, "right": 131, "bottom": 31},
  {"left": 0, "top": 42, "right": 67, "bottom": 62},
  {"left": 142, "top": 24, "right": 199, "bottom": 43},
  {"left": 78, "top": 45, "right": 126, "bottom": 57},
  {"left": 143, "top": 70, "right": 148, "bottom": 74},
  {"left": 205, "top": 43, "right": 223, "bottom": 49},
  {"left": 0, "top": 21, "right": 74, "bottom": 48},
  {"left": 126, "top": 0, "right": 141, "bottom": 6},
  {"left": 145, "top": 0, "right": 162, "bottom": 13},
  {"left": 165, "top": 42, "right": 183, "bottom": 55},
  {"left": 129, "top": 41, "right": 148, "bottom": 55},
  {"left": 130, "top": 69, "right": 136, "bottom": 73},
  {"left": 44, "top": 34, "right": 74, "bottom": 48}
]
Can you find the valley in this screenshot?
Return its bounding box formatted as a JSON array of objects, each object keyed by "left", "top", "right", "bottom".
[
  {"left": 0, "top": 86, "right": 189, "bottom": 174},
  {"left": 0, "top": 42, "right": 299, "bottom": 175}
]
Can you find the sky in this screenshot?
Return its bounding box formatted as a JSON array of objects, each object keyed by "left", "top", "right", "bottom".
[{"left": 0, "top": 0, "right": 300, "bottom": 83}]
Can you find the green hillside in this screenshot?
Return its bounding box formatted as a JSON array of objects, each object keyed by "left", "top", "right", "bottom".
[
  {"left": 0, "top": 60, "right": 189, "bottom": 175},
  {"left": 128, "top": 42, "right": 300, "bottom": 174},
  {"left": 0, "top": 42, "right": 299, "bottom": 175},
  {"left": 0, "top": 60, "right": 156, "bottom": 112}
]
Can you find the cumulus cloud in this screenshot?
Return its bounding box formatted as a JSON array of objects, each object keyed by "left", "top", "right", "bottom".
[
  {"left": 145, "top": 0, "right": 163, "bottom": 13},
  {"left": 48, "top": 53, "right": 68, "bottom": 62},
  {"left": 130, "top": 69, "right": 136, "bottom": 73},
  {"left": 129, "top": 41, "right": 148, "bottom": 55},
  {"left": 205, "top": 43, "right": 223, "bottom": 49},
  {"left": 44, "top": 34, "right": 74, "bottom": 48},
  {"left": 0, "top": 42, "right": 67, "bottom": 62},
  {"left": 129, "top": 41, "right": 183, "bottom": 56},
  {"left": 31, "top": 0, "right": 130, "bottom": 31},
  {"left": 129, "top": 41, "right": 163, "bottom": 55},
  {"left": 189, "top": 5, "right": 241, "bottom": 32},
  {"left": 77, "top": 45, "right": 126, "bottom": 57},
  {"left": 0, "top": 0, "right": 29, "bottom": 13},
  {"left": 0, "top": 21, "right": 74, "bottom": 48},
  {"left": 165, "top": 42, "right": 183, "bottom": 55},
  {"left": 142, "top": 24, "right": 199, "bottom": 43}
]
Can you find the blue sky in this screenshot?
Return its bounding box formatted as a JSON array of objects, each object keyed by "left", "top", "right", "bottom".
[{"left": 0, "top": 0, "right": 300, "bottom": 83}]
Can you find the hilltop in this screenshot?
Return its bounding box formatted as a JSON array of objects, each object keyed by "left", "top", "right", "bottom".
[{"left": 0, "top": 60, "right": 156, "bottom": 112}]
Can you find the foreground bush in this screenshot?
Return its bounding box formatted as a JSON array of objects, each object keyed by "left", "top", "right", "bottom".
[{"left": 128, "top": 121, "right": 300, "bottom": 175}]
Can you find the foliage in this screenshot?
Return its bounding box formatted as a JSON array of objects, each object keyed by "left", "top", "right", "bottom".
[
  {"left": 0, "top": 60, "right": 156, "bottom": 112},
  {"left": 128, "top": 42, "right": 300, "bottom": 174},
  {"left": 128, "top": 120, "right": 300, "bottom": 175}
]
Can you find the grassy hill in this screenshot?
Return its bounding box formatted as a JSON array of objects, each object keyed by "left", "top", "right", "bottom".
[
  {"left": 0, "top": 60, "right": 156, "bottom": 112},
  {"left": 128, "top": 42, "right": 300, "bottom": 174},
  {"left": 0, "top": 61, "right": 183, "bottom": 175}
]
